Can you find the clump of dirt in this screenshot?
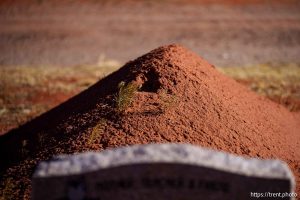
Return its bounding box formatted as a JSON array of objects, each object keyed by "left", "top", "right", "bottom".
[{"left": 0, "top": 44, "right": 299, "bottom": 199}]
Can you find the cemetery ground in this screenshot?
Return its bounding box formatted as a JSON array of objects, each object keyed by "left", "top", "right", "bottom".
[
  {"left": 0, "top": 1, "right": 300, "bottom": 199},
  {"left": 0, "top": 44, "right": 299, "bottom": 199},
  {"left": 1, "top": 62, "right": 300, "bottom": 136}
]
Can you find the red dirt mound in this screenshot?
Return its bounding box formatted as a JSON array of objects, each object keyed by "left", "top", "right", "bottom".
[{"left": 0, "top": 44, "right": 299, "bottom": 198}]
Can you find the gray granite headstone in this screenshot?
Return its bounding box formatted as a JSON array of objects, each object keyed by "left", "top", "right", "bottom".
[{"left": 32, "top": 143, "right": 296, "bottom": 200}]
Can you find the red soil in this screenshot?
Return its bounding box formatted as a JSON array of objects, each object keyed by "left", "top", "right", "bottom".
[
  {"left": 0, "top": 0, "right": 298, "bottom": 5},
  {"left": 0, "top": 44, "right": 299, "bottom": 198}
]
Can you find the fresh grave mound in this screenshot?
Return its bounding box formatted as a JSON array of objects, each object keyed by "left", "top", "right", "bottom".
[{"left": 0, "top": 44, "right": 299, "bottom": 198}]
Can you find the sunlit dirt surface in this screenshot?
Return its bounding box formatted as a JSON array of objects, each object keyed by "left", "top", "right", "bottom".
[{"left": 1, "top": 63, "right": 299, "bottom": 135}]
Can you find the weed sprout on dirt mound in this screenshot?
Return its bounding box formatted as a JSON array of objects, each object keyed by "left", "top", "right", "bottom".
[{"left": 114, "top": 81, "right": 139, "bottom": 113}]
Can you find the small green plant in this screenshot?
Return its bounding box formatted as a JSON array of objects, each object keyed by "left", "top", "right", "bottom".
[
  {"left": 159, "top": 89, "right": 178, "bottom": 113},
  {"left": 114, "top": 81, "right": 139, "bottom": 113},
  {"left": 88, "top": 119, "right": 106, "bottom": 146},
  {"left": 0, "top": 178, "right": 15, "bottom": 200}
]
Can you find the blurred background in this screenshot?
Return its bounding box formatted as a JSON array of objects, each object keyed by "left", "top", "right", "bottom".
[
  {"left": 1, "top": 0, "right": 300, "bottom": 66},
  {"left": 0, "top": 0, "right": 300, "bottom": 134}
]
